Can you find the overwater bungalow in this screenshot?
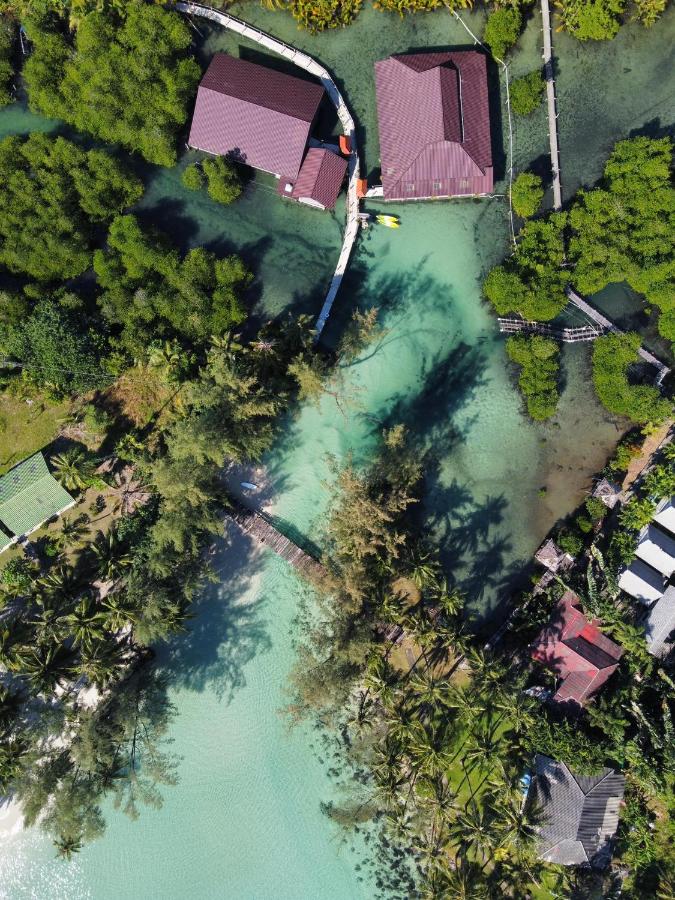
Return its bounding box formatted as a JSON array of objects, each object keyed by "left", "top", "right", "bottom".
[
  {"left": 373, "top": 50, "right": 493, "bottom": 202},
  {"left": 592, "top": 477, "right": 622, "bottom": 509},
  {"left": 188, "top": 53, "right": 347, "bottom": 210},
  {"left": 534, "top": 538, "right": 573, "bottom": 573}
]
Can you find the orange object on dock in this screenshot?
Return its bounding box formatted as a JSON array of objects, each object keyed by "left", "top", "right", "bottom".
[
  {"left": 356, "top": 178, "right": 368, "bottom": 199},
  {"left": 339, "top": 134, "right": 352, "bottom": 155}
]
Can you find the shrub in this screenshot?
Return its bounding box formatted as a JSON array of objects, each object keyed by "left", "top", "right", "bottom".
[
  {"left": 0, "top": 558, "right": 34, "bottom": 591},
  {"left": 202, "top": 157, "right": 243, "bottom": 206},
  {"left": 576, "top": 515, "right": 593, "bottom": 533},
  {"left": 619, "top": 497, "right": 656, "bottom": 532},
  {"left": 585, "top": 496, "right": 608, "bottom": 521},
  {"left": 483, "top": 7, "right": 522, "bottom": 60},
  {"left": 511, "top": 172, "right": 544, "bottom": 218},
  {"left": 510, "top": 71, "right": 545, "bottom": 116},
  {"left": 608, "top": 440, "right": 641, "bottom": 474},
  {"left": 182, "top": 164, "right": 204, "bottom": 192},
  {"left": 558, "top": 529, "right": 584, "bottom": 556},
  {"left": 556, "top": 0, "right": 626, "bottom": 40},
  {"left": 505, "top": 334, "right": 560, "bottom": 420},
  {"left": 592, "top": 333, "right": 672, "bottom": 424}
]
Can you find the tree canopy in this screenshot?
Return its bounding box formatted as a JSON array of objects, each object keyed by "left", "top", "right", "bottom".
[
  {"left": 556, "top": 0, "right": 626, "bottom": 40},
  {"left": 569, "top": 137, "right": 675, "bottom": 349},
  {"left": 483, "top": 6, "right": 522, "bottom": 60},
  {"left": 483, "top": 214, "right": 568, "bottom": 320},
  {"left": 505, "top": 334, "right": 560, "bottom": 420},
  {"left": 0, "top": 133, "right": 143, "bottom": 281},
  {"left": 592, "top": 332, "right": 671, "bottom": 423},
  {"left": 509, "top": 71, "right": 545, "bottom": 116},
  {"left": 23, "top": 2, "right": 200, "bottom": 166},
  {"left": 94, "top": 215, "right": 250, "bottom": 358},
  {"left": 0, "top": 17, "right": 14, "bottom": 106},
  {"left": 511, "top": 172, "right": 544, "bottom": 218}
]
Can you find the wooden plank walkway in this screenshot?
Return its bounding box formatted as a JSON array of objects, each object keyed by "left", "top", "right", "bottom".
[
  {"left": 176, "top": 2, "right": 361, "bottom": 341},
  {"left": 498, "top": 317, "right": 603, "bottom": 342},
  {"left": 229, "top": 502, "right": 327, "bottom": 581},
  {"left": 566, "top": 287, "right": 671, "bottom": 384},
  {"left": 541, "top": 0, "right": 563, "bottom": 210}
]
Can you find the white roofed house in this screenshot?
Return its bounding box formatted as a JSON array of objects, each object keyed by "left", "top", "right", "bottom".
[
  {"left": 619, "top": 558, "right": 666, "bottom": 604},
  {"left": 635, "top": 524, "right": 675, "bottom": 577},
  {"left": 642, "top": 585, "right": 675, "bottom": 658},
  {"left": 654, "top": 498, "right": 675, "bottom": 536}
]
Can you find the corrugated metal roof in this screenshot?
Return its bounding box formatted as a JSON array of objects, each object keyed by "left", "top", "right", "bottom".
[
  {"left": 374, "top": 50, "right": 493, "bottom": 201},
  {"left": 644, "top": 585, "right": 675, "bottom": 657},
  {"left": 532, "top": 754, "right": 625, "bottom": 868},
  {"left": 619, "top": 558, "right": 665, "bottom": 604},
  {"left": 654, "top": 497, "right": 675, "bottom": 538},
  {"left": 636, "top": 524, "right": 675, "bottom": 576},
  {"left": 291, "top": 148, "right": 347, "bottom": 209},
  {"left": 188, "top": 54, "right": 324, "bottom": 180},
  {"left": 0, "top": 452, "right": 74, "bottom": 537}
]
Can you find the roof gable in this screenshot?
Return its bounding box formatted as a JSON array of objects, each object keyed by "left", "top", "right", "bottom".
[{"left": 290, "top": 148, "right": 347, "bottom": 209}]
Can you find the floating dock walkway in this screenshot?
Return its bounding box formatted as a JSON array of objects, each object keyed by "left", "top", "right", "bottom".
[
  {"left": 540, "top": 0, "right": 562, "bottom": 210},
  {"left": 176, "top": 2, "right": 361, "bottom": 340},
  {"left": 229, "top": 502, "right": 327, "bottom": 581}
]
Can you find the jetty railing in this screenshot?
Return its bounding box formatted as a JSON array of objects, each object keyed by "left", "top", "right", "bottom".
[
  {"left": 175, "top": 2, "right": 361, "bottom": 340},
  {"left": 498, "top": 318, "right": 603, "bottom": 342},
  {"left": 540, "top": 0, "right": 563, "bottom": 210}
]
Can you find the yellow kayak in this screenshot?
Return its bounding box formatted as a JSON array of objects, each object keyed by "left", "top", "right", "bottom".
[{"left": 376, "top": 214, "right": 400, "bottom": 229}]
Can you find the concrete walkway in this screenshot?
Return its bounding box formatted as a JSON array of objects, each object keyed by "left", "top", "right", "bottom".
[
  {"left": 541, "top": 0, "right": 563, "bottom": 210},
  {"left": 176, "top": 1, "right": 361, "bottom": 340}
]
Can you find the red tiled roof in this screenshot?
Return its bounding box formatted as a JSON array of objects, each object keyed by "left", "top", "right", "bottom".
[
  {"left": 188, "top": 54, "right": 325, "bottom": 180},
  {"left": 290, "top": 148, "right": 348, "bottom": 209},
  {"left": 374, "top": 51, "right": 493, "bottom": 201},
  {"left": 531, "top": 591, "right": 623, "bottom": 708}
]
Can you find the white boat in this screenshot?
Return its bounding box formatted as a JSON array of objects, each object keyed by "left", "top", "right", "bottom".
[{"left": 240, "top": 482, "right": 258, "bottom": 491}]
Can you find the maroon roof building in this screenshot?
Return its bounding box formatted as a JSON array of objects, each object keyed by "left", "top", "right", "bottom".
[
  {"left": 277, "top": 147, "right": 348, "bottom": 210},
  {"left": 374, "top": 51, "right": 493, "bottom": 201},
  {"left": 188, "top": 53, "right": 325, "bottom": 181},
  {"left": 531, "top": 591, "right": 623, "bottom": 710}
]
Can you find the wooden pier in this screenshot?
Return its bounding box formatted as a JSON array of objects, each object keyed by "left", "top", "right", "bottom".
[
  {"left": 566, "top": 287, "right": 671, "bottom": 385},
  {"left": 229, "top": 503, "right": 326, "bottom": 581},
  {"left": 498, "top": 318, "right": 602, "bottom": 342},
  {"left": 541, "top": 0, "right": 563, "bottom": 210},
  {"left": 176, "top": 2, "right": 361, "bottom": 341}
]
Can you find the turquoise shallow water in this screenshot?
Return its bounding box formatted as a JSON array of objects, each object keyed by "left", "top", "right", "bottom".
[{"left": 0, "top": 7, "right": 673, "bottom": 897}]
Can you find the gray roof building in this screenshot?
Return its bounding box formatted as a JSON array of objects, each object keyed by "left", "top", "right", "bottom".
[
  {"left": 635, "top": 524, "right": 675, "bottom": 576},
  {"left": 530, "top": 754, "right": 625, "bottom": 868},
  {"left": 654, "top": 497, "right": 675, "bottom": 536},
  {"left": 619, "top": 558, "right": 665, "bottom": 604},
  {"left": 643, "top": 584, "right": 675, "bottom": 658}
]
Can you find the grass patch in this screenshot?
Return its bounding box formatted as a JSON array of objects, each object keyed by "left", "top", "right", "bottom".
[{"left": 0, "top": 391, "right": 71, "bottom": 474}]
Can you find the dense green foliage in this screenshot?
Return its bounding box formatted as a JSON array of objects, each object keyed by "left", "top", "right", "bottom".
[
  {"left": 0, "top": 16, "right": 14, "bottom": 106},
  {"left": 570, "top": 137, "right": 675, "bottom": 349},
  {"left": 94, "top": 215, "right": 250, "bottom": 358},
  {"left": 202, "top": 157, "right": 243, "bottom": 206},
  {"left": 483, "top": 213, "right": 568, "bottom": 320},
  {"left": 510, "top": 171, "right": 544, "bottom": 218},
  {"left": 592, "top": 332, "right": 671, "bottom": 423},
  {"left": 509, "top": 70, "right": 545, "bottom": 116},
  {"left": 0, "top": 133, "right": 142, "bottom": 281},
  {"left": 483, "top": 6, "right": 522, "bottom": 60},
  {"left": 288, "top": 0, "right": 363, "bottom": 32},
  {"left": 181, "top": 163, "right": 205, "bottom": 192},
  {"left": 23, "top": 2, "right": 200, "bottom": 166},
  {"left": 1, "top": 297, "right": 103, "bottom": 396},
  {"left": 556, "top": 0, "right": 626, "bottom": 40},
  {"left": 505, "top": 334, "right": 560, "bottom": 419}
]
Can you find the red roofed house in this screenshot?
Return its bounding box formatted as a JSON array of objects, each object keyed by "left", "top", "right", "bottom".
[
  {"left": 531, "top": 591, "right": 623, "bottom": 710},
  {"left": 188, "top": 54, "right": 347, "bottom": 210},
  {"left": 374, "top": 51, "right": 493, "bottom": 201}
]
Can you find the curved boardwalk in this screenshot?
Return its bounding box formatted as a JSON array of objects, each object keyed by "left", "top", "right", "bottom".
[
  {"left": 176, "top": 2, "right": 361, "bottom": 339},
  {"left": 541, "top": 0, "right": 563, "bottom": 210}
]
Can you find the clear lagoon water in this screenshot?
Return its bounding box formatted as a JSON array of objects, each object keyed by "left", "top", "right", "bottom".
[{"left": 0, "top": 6, "right": 673, "bottom": 897}]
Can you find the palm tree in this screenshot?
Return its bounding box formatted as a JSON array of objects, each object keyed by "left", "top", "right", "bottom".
[
  {"left": 407, "top": 723, "right": 454, "bottom": 779},
  {"left": 58, "top": 594, "right": 108, "bottom": 655},
  {"left": 423, "top": 858, "right": 490, "bottom": 900},
  {"left": 77, "top": 641, "right": 128, "bottom": 688},
  {"left": 448, "top": 801, "right": 499, "bottom": 866},
  {"left": 12, "top": 644, "right": 75, "bottom": 694},
  {"left": 54, "top": 516, "right": 88, "bottom": 551},
  {"left": 54, "top": 833, "right": 83, "bottom": 860},
  {"left": 50, "top": 448, "right": 95, "bottom": 492},
  {"left": 108, "top": 465, "right": 152, "bottom": 518},
  {"left": 90, "top": 530, "right": 131, "bottom": 582}
]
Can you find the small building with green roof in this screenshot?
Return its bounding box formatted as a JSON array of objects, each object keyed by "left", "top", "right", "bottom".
[{"left": 0, "top": 451, "right": 74, "bottom": 547}]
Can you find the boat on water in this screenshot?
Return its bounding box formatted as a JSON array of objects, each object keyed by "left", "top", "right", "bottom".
[
  {"left": 240, "top": 482, "right": 258, "bottom": 491},
  {"left": 376, "top": 214, "right": 400, "bottom": 229}
]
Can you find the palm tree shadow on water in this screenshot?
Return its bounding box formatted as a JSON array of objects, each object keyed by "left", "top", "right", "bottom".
[{"left": 155, "top": 523, "right": 272, "bottom": 703}]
